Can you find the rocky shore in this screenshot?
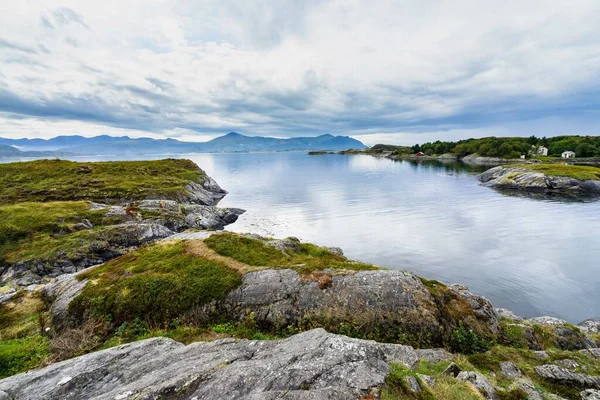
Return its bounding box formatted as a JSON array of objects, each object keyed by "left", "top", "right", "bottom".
[{"left": 479, "top": 166, "right": 600, "bottom": 197}]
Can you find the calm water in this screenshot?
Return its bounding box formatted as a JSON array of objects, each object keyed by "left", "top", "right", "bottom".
[{"left": 4, "top": 152, "right": 600, "bottom": 322}]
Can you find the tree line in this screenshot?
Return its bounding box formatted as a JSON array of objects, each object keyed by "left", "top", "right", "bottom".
[{"left": 369, "top": 135, "right": 600, "bottom": 158}]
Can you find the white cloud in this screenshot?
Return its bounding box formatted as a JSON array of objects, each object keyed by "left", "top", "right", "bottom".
[{"left": 1, "top": 0, "right": 600, "bottom": 140}]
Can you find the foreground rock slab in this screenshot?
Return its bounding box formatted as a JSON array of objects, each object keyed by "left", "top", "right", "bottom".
[
  {"left": 535, "top": 364, "right": 600, "bottom": 389},
  {"left": 0, "top": 329, "right": 419, "bottom": 400}
]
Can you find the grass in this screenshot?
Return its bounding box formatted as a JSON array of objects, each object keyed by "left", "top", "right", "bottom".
[
  {"left": 0, "top": 335, "right": 50, "bottom": 378},
  {"left": 381, "top": 362, "right": 482, "bottom": 400},
  {"left": 70, "top": 241, "right": 243, "bottom": 328},
  {"left": 203, "top": 232, "right": 378, "bottom": 273},
  {"left": 515, "top": 163, "right": 600, "bottom": 181},
  {"left": 0, "top": 292, "right": 52, "bottom": 378},
  {"left": 0, "top": 201, "right": 112, "bottom": 264},
  {"left": 0, "top": 159, "right": 206, "bottom": 204}
]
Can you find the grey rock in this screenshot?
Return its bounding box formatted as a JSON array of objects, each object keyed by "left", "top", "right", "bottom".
[
  {"left": 138, "top": 199, "right": 181, "bottom": 212},
  {"left": 42, "top": 272, "right": 88, "bottom": 331},
  {"left": 327, "top": 247, "right": 344, "bottom": 256},
  {"left": 534, "top": 351, "right": 550, "bottom": 360},
  {"left": 416, "top": 348, "right": 454, "bottom": 363},
  {"left": 580, "top": 349, "right": 600, "bottom": 359},
  {"left": 528, "top": 316, "right": 568, "bottom": 326},
  {"left": 444, "top": 362, "right": 462, "bottom": 377},
  {"left": 450, "top": 284, "right": 500, "bottom": 334},
  {"left": 509, "top": 379, "right": 542, "bottom": 400},
  {"left": 496, "top": 308, "right": 524, "bottom": 321},
  {"left": 457, "top": 371, "right": 498, "bottom": 399},
  {"left": 100, "top": 222, "right": 174, "bottom": 247},
  {"left": 554, "top": 359, "right": 579, "bottom": 369},
  {"left": 0, "top": 329, "right": 399, "bottom": 400},
  {"left": 417, "top": 374, "right": 436, "bottom": 388},
  {"left": 265, "top": 237, "right": 303, "bottom": 253},
  {"left": 579, "top": 319, "right": 600, "bottom": 334},
  {"left": 223, "top": 269, "right": 499, "bottom": 341},
  {"left": 183, "top": 205, "right": 245, "bottom": 230},
  {"left": 535, "top": 364, "right": 600, "bottom": 389},
  {"left": 479, "top": 166, "right": 600, "bottom": 196},
  {"left": 404, "top": 376, "right": 422, "bottom": 394},
  {"left": 182, "top": 180, "right": 227, "bottom": 205},
  {"left": 72, "top": 219, "right": 93, "bottom": 231},
  {"left": 553, "top": 327, "right": 597, "bottom": 350},
  {"left": 0, "top": 288, "right": 17, "bottom": 303},
  {"left": 500, "top": 361, "right": 523, "bottom": 379},
  {"left": 581, "top": 389, "right": 600, "bottom": 400},
  {"left": 377, "top": 343, "right": 419, "bottom": 370},
  {"left": 545, "top": 395, "right": 568, "bottom": 400}
]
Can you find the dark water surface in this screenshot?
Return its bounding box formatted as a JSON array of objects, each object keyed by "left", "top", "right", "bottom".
[{"left": 4, "top": 152, "right": 599, "bottom": 322}]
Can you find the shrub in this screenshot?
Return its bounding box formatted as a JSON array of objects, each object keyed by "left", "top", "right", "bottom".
[{"left": 449, "top": 323, "right": 493, "bottom": 354}]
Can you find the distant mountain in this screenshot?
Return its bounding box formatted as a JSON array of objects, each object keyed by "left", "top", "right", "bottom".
[
  {"left": 0, "top": 144, "right": 73, "bottom": 159},
  {"left": 0, "top": 144, "right": 21, "bottom": 156},
  {"left": 0, "top": 133, "right": 366, "bottom": 155}
]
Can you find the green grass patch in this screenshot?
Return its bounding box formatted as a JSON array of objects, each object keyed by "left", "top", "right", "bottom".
[
  {"left": 204, "top": 232, "right": 378, "bottom": 273},
  {"left": 0, "top": 335, "right": 50, "bottom": 378},
  {"left": 70, "top": 242, "right": 242, "bottom": 328},
  {"left": 0, "top": 158, "right": 206, "bottom": 204},
  {"left": 515, "top": 163, "right": 600, "bottom": 181},
  {"left": 0, "top": 201, "right": 119, "bottom": 264}
]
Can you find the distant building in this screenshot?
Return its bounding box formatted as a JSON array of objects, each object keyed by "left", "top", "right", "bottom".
[
  {"left": 537, "top": 146, "right": 548, "bottom": 156},
  {"left": 415, "top": 152, "right": 425, "bottom": 157},
  {"left": 562, "top": 151, "right": 576, "bottom": 159},
  {"left": 520, "top": 155, "right": 526, "bottom": 159}
]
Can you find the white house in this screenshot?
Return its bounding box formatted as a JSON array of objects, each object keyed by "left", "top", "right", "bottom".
[
  {"left": 562, "top": 151, "right": 576, "bottom": 159},
  {"left": 537, "top": 146, "right": 548, "bottom": 156}
]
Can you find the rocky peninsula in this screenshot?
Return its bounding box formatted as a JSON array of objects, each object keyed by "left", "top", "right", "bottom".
[
  {"left": 479, "top": 164, "right": 600, "bottom": 197},
  {"left": 0, "top": 159, "right": 599, "bottom": 400}
]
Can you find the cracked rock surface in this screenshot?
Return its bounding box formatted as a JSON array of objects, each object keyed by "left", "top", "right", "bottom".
[{"left": 0, "top": 328, "right": 418, "bottom": 400}]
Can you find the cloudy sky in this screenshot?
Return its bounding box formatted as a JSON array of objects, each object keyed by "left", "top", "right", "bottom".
[{"left": 1, "top": 0, "right": 600, "bottom": 145}]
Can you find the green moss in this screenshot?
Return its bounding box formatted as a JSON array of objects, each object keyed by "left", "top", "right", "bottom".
[
  {"left": 70, "top": 242, "right": 242, "bottom": 328},
  {"left": 0, "top": 158, "right": 206, "bottom": 205},
  {"left": 0, "top": 335, "right": 50, "bottom": 378},
  {"left": 515, "top": 163, "right": 600, "bottom": 181},
  {"left": 204, "top": 232, "right": 378, "bottom": 273}
]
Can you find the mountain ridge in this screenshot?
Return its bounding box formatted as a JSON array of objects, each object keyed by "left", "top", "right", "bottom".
[{"left": 0, "top": 132, "right": 366, "bottom": 155}]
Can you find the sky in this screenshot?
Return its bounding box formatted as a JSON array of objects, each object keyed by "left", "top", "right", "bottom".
[{"left": 1, "top": 1, "right": 600, "bottom": 145}]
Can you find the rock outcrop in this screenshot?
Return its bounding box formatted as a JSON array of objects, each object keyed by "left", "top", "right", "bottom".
[
  {"left": 0, "top": 329, "right": 417, "bottom": 400},
  {"left": 45, "top": 266, "right": 500, "bottom": 349},
  {"left": 0, "top": 174, "right": 244, "bottom": 288},
  {"left": 456, "top": 371, "right": 498, "bottom": 399},
  {"left": 220, "top": 269, "right": 500, "bottom": 344},
  {"left": 478, "top": 166, "right": 600, "bottom": 196},
  {"left": 535, "top": 365, "right": 600, "bottom": 389}
]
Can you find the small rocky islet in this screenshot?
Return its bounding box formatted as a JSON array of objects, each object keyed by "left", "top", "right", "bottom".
[{"left": 0, "top": 159, "right": 599, "bottom": 400}]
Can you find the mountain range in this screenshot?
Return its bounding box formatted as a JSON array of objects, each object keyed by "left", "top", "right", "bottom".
[{"left": 0, "top": 133, "right": 366, "bottom": 156}]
